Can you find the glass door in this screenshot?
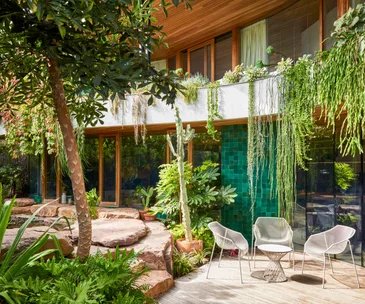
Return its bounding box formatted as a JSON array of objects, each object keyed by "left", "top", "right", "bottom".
[{"left": 100, "top": 135, "right": 118, "bottom": 205}]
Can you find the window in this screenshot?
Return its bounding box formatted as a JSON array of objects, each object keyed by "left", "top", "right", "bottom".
[
  {"left": 267, "top": 0, "right": 319, "bottom": 66},
  {"left": 188, "top": 41, "right": 213, "bottom": 80},
  {"left": 215, "top": 32, "right": 232, "bottom": 80},
  {"left": 324, "top": 0, "right": 338, "bottom": 50},
  {"left": 167, "top": 56, "right": 176, "bottom": 70},
  {"left": 240, "top": 20, "right": 268, "bottom": 67}
]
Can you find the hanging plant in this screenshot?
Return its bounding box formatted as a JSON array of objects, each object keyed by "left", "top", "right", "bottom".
[
  {"left": 132, "top": 93, "right": 148, "bottom": 145},
  {"left": 206, "top": 82, "right": 222, "bottom": 140}
]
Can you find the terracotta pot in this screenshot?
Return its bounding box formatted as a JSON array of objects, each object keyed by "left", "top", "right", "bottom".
[
  {"left": 144, "top": 213, "right": 157, "bottom": 221},
  {"left": 176, "top": 238, "right": 203, "bottom": 253},
  {"left": 139, "top": 209, "right": 149, "bottom": 220}
]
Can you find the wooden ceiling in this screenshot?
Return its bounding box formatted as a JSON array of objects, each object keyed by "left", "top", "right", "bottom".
[{"left": 151, "top": 0, "right": 298, "bottom": 60}]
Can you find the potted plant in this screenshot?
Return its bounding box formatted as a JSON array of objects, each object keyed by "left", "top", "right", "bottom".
[
  {"left": 135, "top": 186, "right": 155, "bottom": 220},
  {"left": 167, "top": 108, "right": 203, "bottom": 253}
]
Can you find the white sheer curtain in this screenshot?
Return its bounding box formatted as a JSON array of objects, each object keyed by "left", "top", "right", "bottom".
[{"left": 240, "top": 20, "right": 268, "bottom": 67}]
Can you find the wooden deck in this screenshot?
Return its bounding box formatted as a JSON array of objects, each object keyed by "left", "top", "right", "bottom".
[{"left": 157, "top": 252, "right": 365, "bottom": 304}]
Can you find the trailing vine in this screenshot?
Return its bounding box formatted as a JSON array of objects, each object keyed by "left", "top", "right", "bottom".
[
  {"left": 132, "top": 93, "right": 148, "bottom": 145},
  {"left": 206, "top": 82, "right": 222, "bottom": 140}
]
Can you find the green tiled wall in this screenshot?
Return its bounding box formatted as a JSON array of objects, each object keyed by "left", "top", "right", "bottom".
[{"left": 221, "top": 125, "right": 278, "bottom": 245}]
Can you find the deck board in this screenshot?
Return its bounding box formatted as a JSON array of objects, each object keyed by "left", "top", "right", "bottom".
[{"left": 158, "top": 252, "right": 365, "bottom": 304}]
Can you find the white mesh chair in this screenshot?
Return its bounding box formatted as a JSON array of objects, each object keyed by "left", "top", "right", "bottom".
[
  {"left": 206, "top": 221, "right": 251, "bottom": 283},
  {"left": 301, "top": 225, "right": 360, "bottom": 289},
  {"left": 252, "top": 217, "right": 294, "bottom": 268}
]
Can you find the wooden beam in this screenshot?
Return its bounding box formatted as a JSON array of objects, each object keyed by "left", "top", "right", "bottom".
[
  {"left": 115, "top": 134, "right": 121, "bottom": 206},
  {"left": 211, "top": 40, "right": 215, "bottom": 81},
  {"left": 41, "top": 149, "right": 46, "bottom": 202},
  {"left": 338, "top": 0, "right": 349, "bottom": 17},
  {"left": 319, "top": 0, "right": 324, "bottom": 51},
  {"left": 56, "top": 159, "right": 61, "bottom": 200},
  {"left": 232, "top": 27, "right": 240, "bottom": 69},
  {"left": 176, "top": 52, "right": 182, "bottom": 69},
  {"left": 98, "top": 135, "right": 103, "bottom": 200}
]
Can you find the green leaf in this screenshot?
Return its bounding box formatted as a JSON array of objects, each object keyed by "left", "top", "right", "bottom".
[
  {"left": 58, "top": 26, "right": 66, "bottom": 39},
  {"left": 93, "top": 74, "right": 101, "bottom": 86}
]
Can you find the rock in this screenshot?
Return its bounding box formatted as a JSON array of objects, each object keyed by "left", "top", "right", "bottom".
[
  {"left": 11, "top": 198, "right": 35, "bottom": 207},
  {"left": 126, "top": 221, "right": 173, "bottom": 273},
  {"left": 97, "top": 207, "right": 140, "bottom": 219},
  {"left": 70, "top": 219, "right": 148, "bottom": 247},
  {"left": 9, "top": 215, "right": 72, "bottom": 231},
  {"left": 137, "top": 270, "right": 174, "bottom": 298},
  {"left": 30, "top": 203, "right": 63, "bottom": 217},
  {"left": 11, "top": 206, "right": 32, "bottom": 215},
  {"left": 58, "top": 205, "right": 77, "bottom": 219},
  {"left": 2, "top": 226, "right": 73, "bottom": 257}
]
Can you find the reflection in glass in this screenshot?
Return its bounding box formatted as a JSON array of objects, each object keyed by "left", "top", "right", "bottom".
[
  {"left": 102, "top": 137, "right": 116, "bottom": 202},
  {"left": 29, "top": 154, "right": 41, "bottom": 195},
  {"left": 121, "top": 135, "right": 166, "bottom": 207},
  {"left": 306, "top": 126, "right": 334, "bottom": 236},
  {"left": 193, "top": 132, "right": 221, "bottom": 167},
  {"left": 46, "top": 154, "right": 56, "bottom": 198},
  {"left": 84, "top": 136, "right": 99, "bottom": 192}
]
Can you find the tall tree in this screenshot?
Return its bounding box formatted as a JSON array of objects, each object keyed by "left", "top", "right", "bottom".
[{"left": 0, "top": 0, "right": 189, "bottom": 259}]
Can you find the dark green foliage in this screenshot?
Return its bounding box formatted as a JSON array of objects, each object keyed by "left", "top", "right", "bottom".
[
  {"left": 2, "top": 248, "right": 155, "bottom": 304},
  {"left": 0, "top": 0, "right": 191, "bottom": 126},
  {"left": 172, "top": 250, "right": 195, "bottom": 278}
]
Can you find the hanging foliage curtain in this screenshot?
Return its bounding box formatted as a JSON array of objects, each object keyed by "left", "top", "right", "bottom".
[{"left": 240, "top": 20, "right": 268, "bottom": 67}]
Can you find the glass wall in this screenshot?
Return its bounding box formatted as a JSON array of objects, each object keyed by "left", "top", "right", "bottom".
[
  {"left": 84, "top": 136, "right": 99, "bottom": 192},
  {"left": 102, "top": 136, "right": 116, "bottom": 202},
  {"left": 324, "top": 0, "right": 337, "bottom": 50},
  {"left": 121, "top": 135, "right": 166, "bottom": 207},
  {"left": 46, "top": 154, "right": 57, "bottom": 199},
  {"left": 193, "top": 131, "right": 221, "bottom": 167}
]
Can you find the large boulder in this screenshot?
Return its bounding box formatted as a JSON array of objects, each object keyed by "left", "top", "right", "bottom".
[
  {"left": 2, "top": 226, "right": 74, "bottom": 257},
  {"left": 88, "top": 221, "right": 173, "bottom": 273},
  {"left": 30, "top": 203, "right": 63, "bottom": 217},
  {"left": 70, "top": 219, "right": 148, "bottom": 247},
  {"left": 97, "top": 207, "right": 140, "bottom": 219}
]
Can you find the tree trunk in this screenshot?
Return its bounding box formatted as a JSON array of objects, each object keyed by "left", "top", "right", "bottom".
[{"left": 48, "top": 58, "right": 91, "bottom": 259}]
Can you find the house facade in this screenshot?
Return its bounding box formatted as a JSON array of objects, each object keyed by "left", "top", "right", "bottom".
[{"left": 2, "top": 0, "right": 364, "bottom": 266}]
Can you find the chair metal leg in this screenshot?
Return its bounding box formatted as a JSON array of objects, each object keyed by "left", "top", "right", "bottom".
[
  {"left": 322, "top": 255, "right": 326, "bottom": 289},
  {"left": 238, "top": 249, "right": 243, "bottom": 284},
  {"left": 292, "top": 245, "right": 295, "bottom": 271},
  {"left": 206, "top": 242, "right": 216, "bottom": 279},
  {"left": 327, "top": 254, "right": 333, "bottom": 275},
  {"left": 349, "top": 241, "right": 360, "bottom": 288},
  {"left": 253, "top": 243, "right": 256, "bottom": 268},
  {"left": 247, "top": 251, "right": 251, "bottom": 272},
  {"left": 301, "top": 252, "right": 305, "bottom": 274},
  {"left": 218, "top": 246, "right": 224, "bottom": 267}
]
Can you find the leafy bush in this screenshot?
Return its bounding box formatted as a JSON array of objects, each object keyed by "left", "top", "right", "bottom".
[
  {"left": 4, "top": 248, "right": 155, "bottom": 304},
  {"left": 86, "top": 188, "right": 100, "bottom": 219},
  {"left": 172, "top": 250, "right": 195, "bottom": 278},
  {"left": 179, "top": 73, "right": 210, "bottom": 104},
  {"left": 153, "top": 160, "right": 236, "bottom": 221}
]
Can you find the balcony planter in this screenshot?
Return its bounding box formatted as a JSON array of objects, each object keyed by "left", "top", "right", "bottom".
[{"left": 176, "top": 238, "right": 203, "bottom": 253}]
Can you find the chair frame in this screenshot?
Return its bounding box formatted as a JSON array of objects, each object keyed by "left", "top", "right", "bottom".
[
  {"left": 206, "top": 223, "right": 251, "bottom": 284},
  {"left": 252, "top": 218, "right": 295, "bottom": 270},
  {"left": 301, "top": 226, "right": 360, "bottom": 289}
]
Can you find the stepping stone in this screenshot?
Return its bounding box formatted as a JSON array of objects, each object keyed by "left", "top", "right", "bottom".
[
  {"left": 97, "top": 207, "right": 140, "bottom": 219},
  {"left": 58, "top": 205, "right": 77, "bottom": 219},
  {"left": 30, "top": 203, "right": 63, "bottom": 217},
  {"left": 137, "top": 270, "right": 174, "bottom": 298},
  {"left": 11, "top": 206, "right": 32, "bottom": 215},
  {"left": 8, "top": 198, "right": 35, "bottom": 207},
  {"left": 71, "top": 219, "right": 148, "bottom": 247},
  {"left": 2, "top": 226, "right": 74, "bottom": 257}
]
